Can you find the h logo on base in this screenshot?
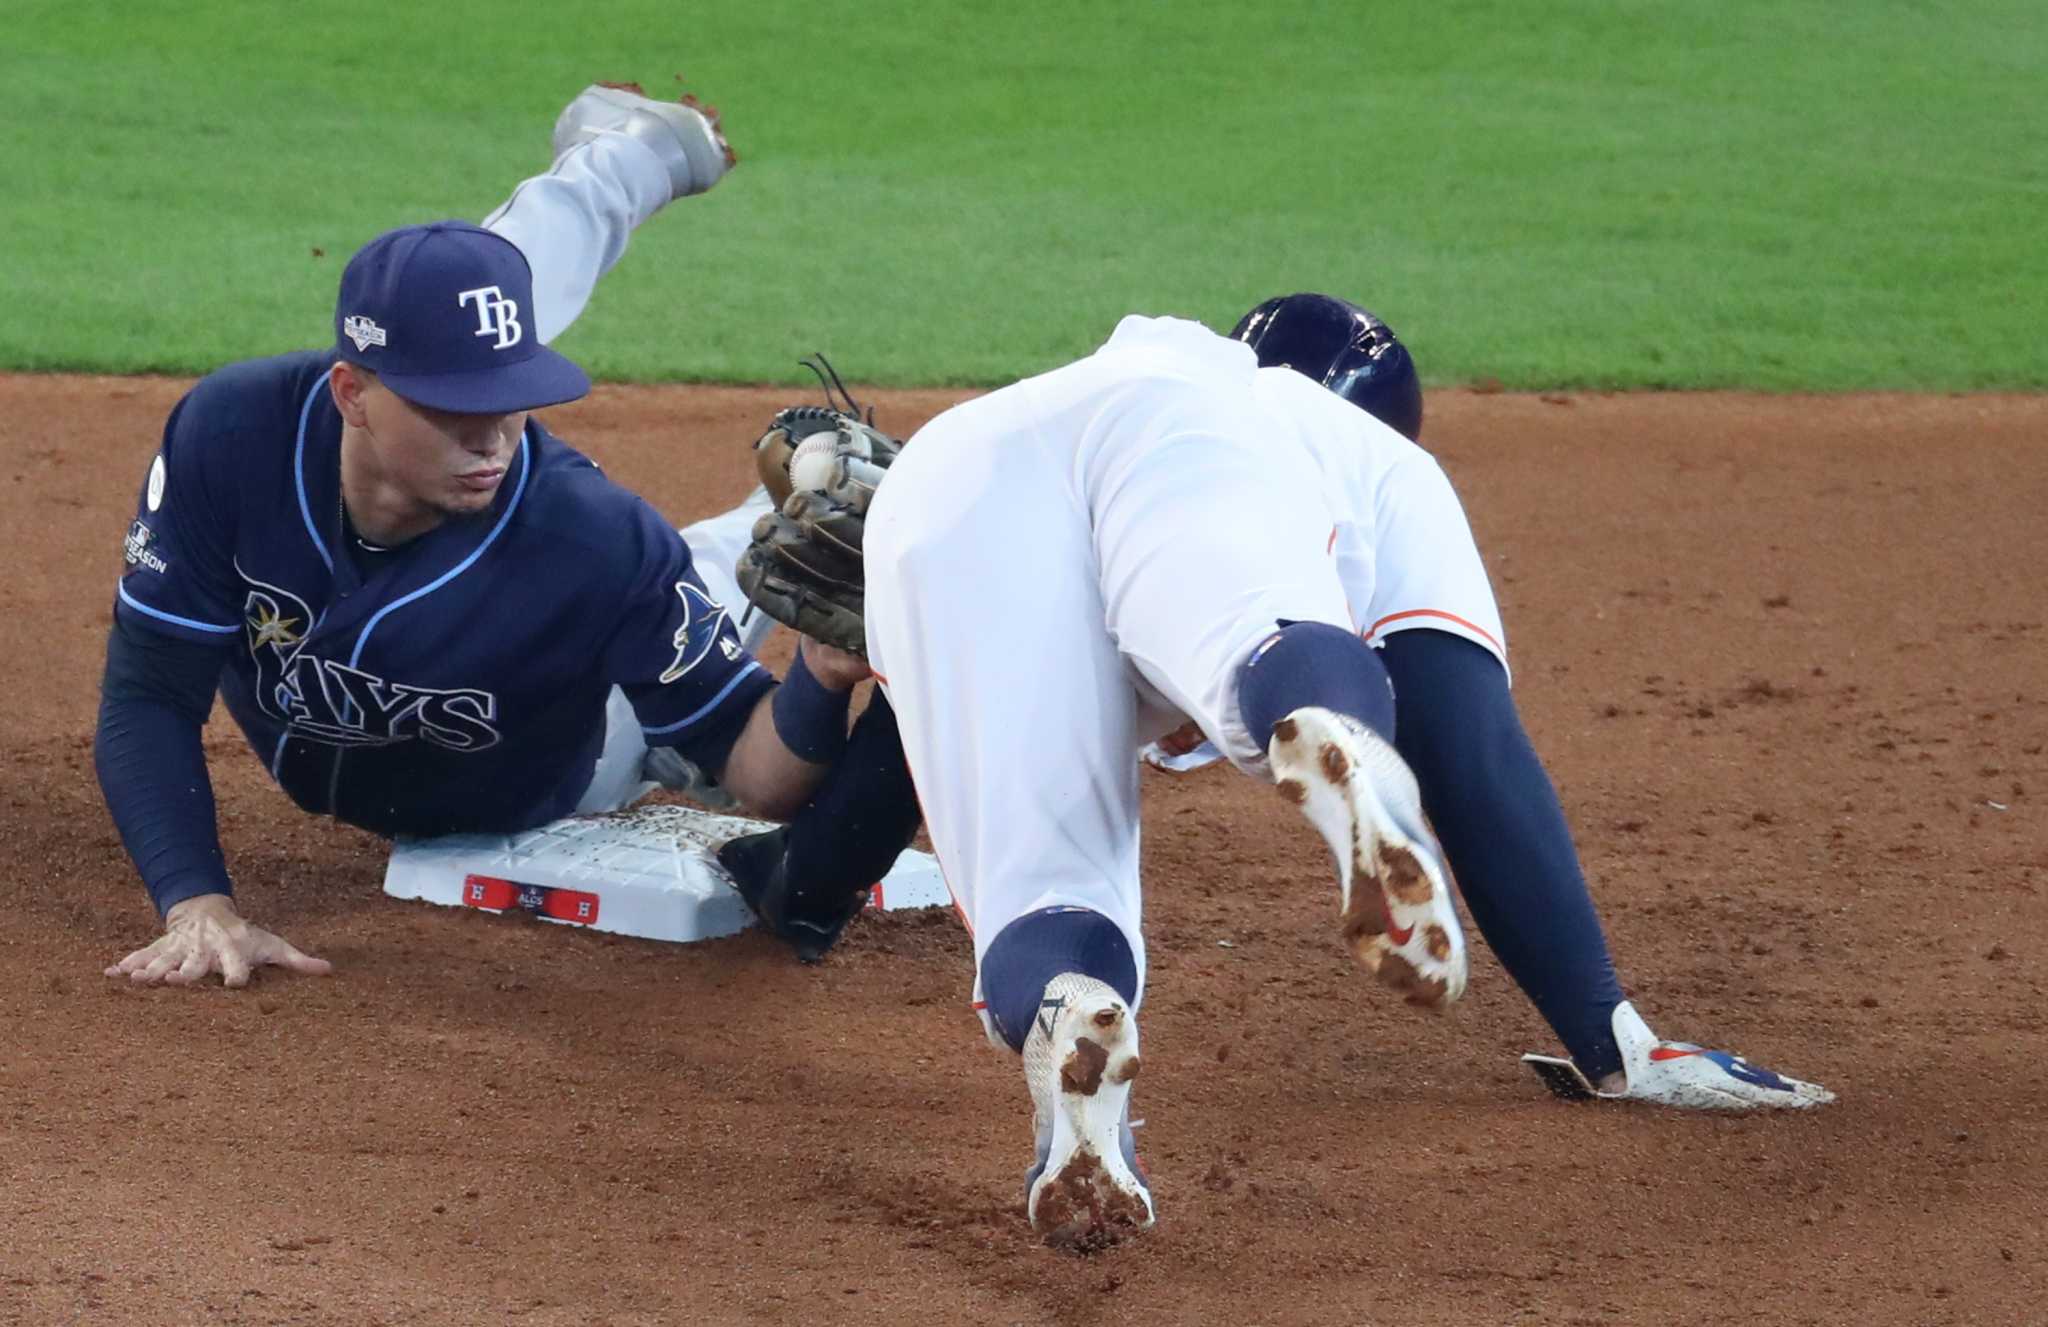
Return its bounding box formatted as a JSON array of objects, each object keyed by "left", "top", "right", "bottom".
[{"left": 458, "top": 285, "right": 524, "bottom": 350}]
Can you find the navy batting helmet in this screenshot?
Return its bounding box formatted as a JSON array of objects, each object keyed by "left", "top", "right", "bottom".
[{"left": 1229, "top": 293, "right": 1423, "bottom": 442}]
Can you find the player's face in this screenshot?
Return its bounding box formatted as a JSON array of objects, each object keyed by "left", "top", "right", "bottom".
[{"left": 360, "top": 381, "right": 529, "bottom": 519}]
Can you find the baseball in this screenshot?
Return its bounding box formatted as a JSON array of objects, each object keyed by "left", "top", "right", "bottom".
[{"left": 790, "top": 432, "right": 841, "bottom": 492}]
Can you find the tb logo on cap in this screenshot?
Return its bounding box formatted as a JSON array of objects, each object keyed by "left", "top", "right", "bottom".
[{"left": 458, "top": 285, "right": 524, "bottom": 351}]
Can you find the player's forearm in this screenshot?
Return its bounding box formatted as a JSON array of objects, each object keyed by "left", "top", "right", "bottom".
[
  {"left": 715, "top": 654, "right": 857, "bottom": 819},
  {"left": 95, "top": 620, "right": 234, "bottom": 916},
  {"left": 95, "top": 693, "right": 233, "bottom": 915},
  {"left": 717, "top": 699, "right": 829, "bottom": 819}
]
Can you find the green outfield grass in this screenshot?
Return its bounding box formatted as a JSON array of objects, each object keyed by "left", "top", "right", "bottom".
[{"left": 3, "top": 0, "right": 2041, "bottom": 389}]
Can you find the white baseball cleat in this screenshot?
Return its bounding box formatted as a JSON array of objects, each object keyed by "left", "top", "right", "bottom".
[
  {"left": 1021, "top": 973, "right": 1155, "bottom": 1249},
  {"left": 1522, "top": 1000, "right": 1837, "bottom": 1109},
  {"left": 1269, "top": 706, "right": 1468, "bottom": 1007},
  {"left": 552, "top": 81, "right": 737, "bottom": 199}
]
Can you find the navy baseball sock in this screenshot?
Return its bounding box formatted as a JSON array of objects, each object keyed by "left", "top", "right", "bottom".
[
  {"left": 718, "top": 690, "right": 924, "bottom": 961},
  {"left": 779, "top": 689, "right": 922, "bottom": 889},
  {"left": 1379, "top": 630, "right": 1627, "bottom": 1081},
  {"left": 1234, "top": 620, "right": 1397, "bottom": 749},
  {"left": 980, "top": 907, "right": 1140, "bottom": 1052}
]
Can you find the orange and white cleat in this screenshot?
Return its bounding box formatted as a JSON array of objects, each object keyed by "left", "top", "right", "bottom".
[
  {"left": 1022, "top": 973, "right": 1155, "bottom": 1249},
  {"left": 1270, "top": 706, "right": 1468, "bottom": 1007}
]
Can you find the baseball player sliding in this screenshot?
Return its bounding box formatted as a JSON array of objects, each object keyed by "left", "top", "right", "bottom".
[
  {"left": 98, "top": 86, "right": 876, "bottom": 986},
  {"left": 737, "top": 302, "right": 1836, "bottom": 1247}
]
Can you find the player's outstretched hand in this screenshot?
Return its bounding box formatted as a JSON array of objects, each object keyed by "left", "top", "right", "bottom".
[
  {"left": 104, "top": 893, "right": 333, "bottom": 989},
  {"left": 798, "top": 635, "right": 872, "bottom": 691},
  {"left": 1520, "top": 1001, "right": 1835, "bottom": 1110}
]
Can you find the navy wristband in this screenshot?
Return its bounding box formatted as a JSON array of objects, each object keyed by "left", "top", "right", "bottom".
[{"left": 770, "top": 649, "right": 852, "bottom": 762}]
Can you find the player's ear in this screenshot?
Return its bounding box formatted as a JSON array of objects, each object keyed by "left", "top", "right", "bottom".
[{"left": 329, "top": 360, "right": 374, "bottom": 427}]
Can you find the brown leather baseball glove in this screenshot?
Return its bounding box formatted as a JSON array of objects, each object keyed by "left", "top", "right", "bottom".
[{"left": 737, "top": 411, "right": 901, "bottom": 654}]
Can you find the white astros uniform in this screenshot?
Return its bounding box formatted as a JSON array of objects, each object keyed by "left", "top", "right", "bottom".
[{"left": 863, "top": 316, "right": 1506, "bottom": 1005}]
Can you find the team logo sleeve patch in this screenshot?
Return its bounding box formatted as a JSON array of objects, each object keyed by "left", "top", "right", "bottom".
[
  {"left": 610, "top": 544, "right": 769, "bottom": 740},
  {"left": 658, "top": 578, "right": 744, "bottom": 684}
]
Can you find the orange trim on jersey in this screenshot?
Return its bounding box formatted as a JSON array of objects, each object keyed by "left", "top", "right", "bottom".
[
  {"left": 868, "top": 669, "right": 971, "bottom": 932},
  {"left": 1363, "top": 608, "right": 1505, "bottom": 658},
  {"left": 1326, "top": 526, "right": 1338, "bottom": 556},
  {"left": 883, "top": 704, "right": 973, "bottom": 937},
  {"left": 919, "top": 815, "right": 973, "bottom": 937}
]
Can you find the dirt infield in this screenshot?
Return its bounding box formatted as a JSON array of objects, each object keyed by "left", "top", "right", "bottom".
[{"left": 3, "top": 375, "right": 2044, "bottom": 1326}]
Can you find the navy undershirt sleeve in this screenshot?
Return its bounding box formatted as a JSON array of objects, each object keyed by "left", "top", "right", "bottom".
[
  {"left": 94, "top": 614, "right": 235, "bottom": 917},
  {"left": 1379, "top": 629, "right": 1628, "bottom": 1080}
]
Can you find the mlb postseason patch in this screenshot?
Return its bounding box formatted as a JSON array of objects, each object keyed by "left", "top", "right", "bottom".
[
  {"left": 124, "top": 520, "right": 169, "bottom": 574},
  {"left": 343, "top": 314, "right": 387, "bottom": 352}
]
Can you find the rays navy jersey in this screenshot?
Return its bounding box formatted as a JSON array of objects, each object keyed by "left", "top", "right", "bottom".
[{"left": 113, "top": 350, "right": 771, "bottom": 837}]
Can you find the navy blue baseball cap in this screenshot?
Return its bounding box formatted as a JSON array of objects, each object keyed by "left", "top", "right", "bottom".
[{"left": 334, "top": 221, "right": 590, "bottom": 413}]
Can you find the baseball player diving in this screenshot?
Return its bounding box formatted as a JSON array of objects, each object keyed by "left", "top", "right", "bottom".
[
  {"left": 97, "top": 86, "right": 879, "bottom": 987},
  {"left": 724, "top": 300, "right": 1841, "bottom": 1246}
]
